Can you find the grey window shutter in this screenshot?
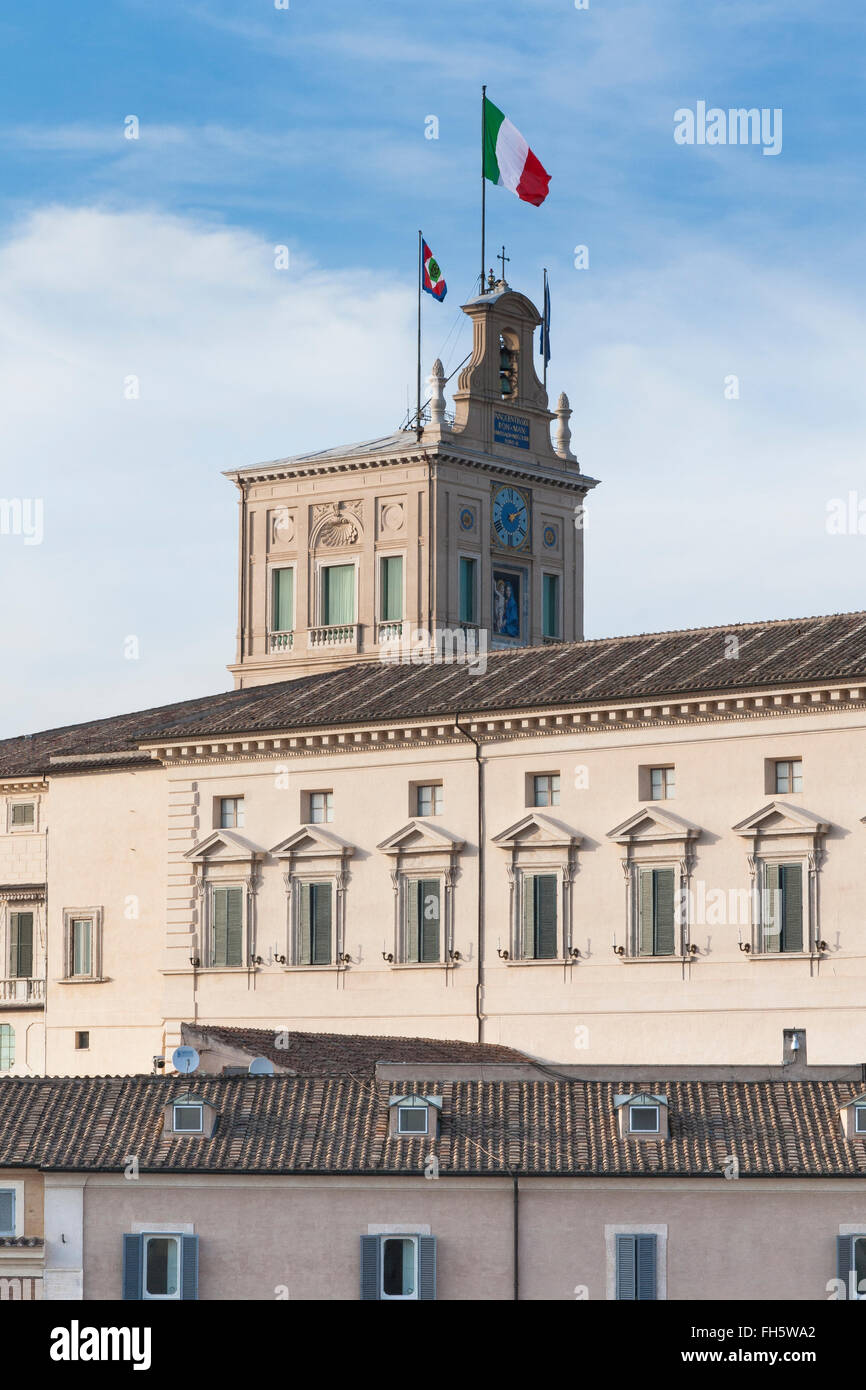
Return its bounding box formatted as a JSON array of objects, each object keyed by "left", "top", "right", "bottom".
[
  {"left": 419, "top": 879, "right": 440, "bottom": 963},
  {"left": 122, "top": 1234, "right": 143, "bottom": 1300},
  {"left": 180, "top": 1234, "right": 199, "bottom": 1300},
  {"left": 406, "top": 881, "right": 420, "bottom": 963},
  {"left": 226, "top": 887, "right": 244, "bottom": 966},
  {"left": 522, "top": 875, "right": 536, "bottom": 959},
  {"left": 763, "top": 863, "right": 781, "bottom": 952},
  {"left": 837, "top": 1235, "right": 854, "bottom": 1297},
  {"left": 638, "top": 870, "right": 654, "bottom": 956},
  {"left": 780, "top": 864, "right": 803, "bottom": 953},
  {"left": 636, "top": 1234, "right": 657, "bottom": 1300},
  {"left": 616, "top": 1234, "right": 636, "bottom": 1299},
  {"left": 654, "top": 869, "right": 675, "bottom": 955},
  {"left": 212, "top": 888, "right": 228, "bottom": 966},
  {"left": 360, "top": 1234, "right": 380, "bottom": 1300},
  {"left": 312, "top": 883, "right": 332, "bottom": 965},
  {"left": 535, "top": 875, "right": 558, "bottom": 959},
  {"left": 10, "top": 913, "right": 32, "bottom": 978},
  {"left": 418, "top": 1235, "right": 437, "bottom": 1300},
  {"left": 298, "top": 883, "right": 312, "bottom": 965}
]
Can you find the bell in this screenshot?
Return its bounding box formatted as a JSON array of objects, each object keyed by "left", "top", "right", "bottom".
[
  {"left": 499, "top": 370, "right": 513, "bottom": 396},
  {"left": 499, "top": 347, "right": 512, "bottom": 371}
]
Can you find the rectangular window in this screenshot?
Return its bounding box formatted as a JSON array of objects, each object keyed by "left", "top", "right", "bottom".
[
  {"left": 173, "top": 1103, "right": 203, "bottom": 1133},
  {"left": 271, "top": 567, "right": 294, "bottom": 632},
  {"left": 308, "top": 791, "right": 334, "bottom": 824},
  {"left": 219, "top": 797, "right": 244, "bottom": 829},
  {"left": 630, "top": 1105, "right": 660, "bottom": 1133},
  {"left": 381, "top": 1236, "right": 418, "bottom": 1300},
  {"left": 9, "top": 912, "right": 33, "bottom": 978},
  {"left": 406, "top": 878, "right": 441, "bottom": 963},
  {"left": 542, "top": 573, "right": 560, "bottom": 639},
  {"left": 416, "top": 784, "right": 443, "bottom": 816},
  {"left": 9, "top": 803, "right": 34, "bottom": 828},
  {"left": 0, "top": 1025, "right": 14, "bottom": 1070},
  {"left": 762, "top": 863, "right": 804, "bottom": 953},
  {"left": 775, "top": 759, "right": 803, "bottom": 794},
  {"left": 638, "top": 868, "right": 676, "bottom": 956},
  {"left": 211, "top": 887, "right": 244, "bottom": 967},
  {"left": 398, "top": 1106, "right": 428, "bottom": 1134},
  {"left": 459, "top": 556, "right": 478, "bottom": 625},
  {"left": 0, "top": 1190, "right": 14, "bottom": 1236},
  {"left": 532, "top": 773, "right": 560, "bottom": 807},
  {"left": 379, "top": 556, "right": 403, "bottom": 622},
  {"left": 75, "top": 1031, "right": 89, "bottom": 1051},
  {"left": 522, "top": 873, "right": 558, "bottom": 960},
  {"left": 144, "top": 1235, "right": 181, "bottom": 1300},
  {"left": 71, "top": 919, "right": 93, "bottom": 977},
  {"left": 322, "top": 564, "right": 355, "bottom": 626},
  {"left": 616, "top": 1234, "right": 657, "bottom": 1301},
  {"left": 650, "top": 767, "right": 675, "bottom": 800},
  {"left": 856, "top": 1237, "right": 866, "bottom": 1296},
  {"left": 856, "top": 1108, "right": 866, "bottom": 1136},
  {"left": 298, "top": 882, "right": 333, "bottom": 966}
]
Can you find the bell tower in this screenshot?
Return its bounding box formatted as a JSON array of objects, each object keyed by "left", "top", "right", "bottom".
[{"left": 226, "top": 279, "right": 598, "bottom": 688}]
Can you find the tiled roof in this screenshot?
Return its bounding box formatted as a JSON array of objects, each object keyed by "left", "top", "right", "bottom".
[
  {"left": 3, "top": 609, "right": 866, "bottom": 778},
  {"left": 0, "top": 1074, "right": 864, "bottom": 1177},
  {"left": 186, "top": 1025, "right": 528, "bottom": 1076}
]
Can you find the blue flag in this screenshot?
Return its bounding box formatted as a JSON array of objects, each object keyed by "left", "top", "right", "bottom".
[{"left": 539, "top": 274, "right": 551, "bottom": 365}]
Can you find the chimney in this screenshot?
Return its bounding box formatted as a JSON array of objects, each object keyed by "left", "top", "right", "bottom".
[{"left": 782, "top": 1028, "right": 807, "bottom": 1070}]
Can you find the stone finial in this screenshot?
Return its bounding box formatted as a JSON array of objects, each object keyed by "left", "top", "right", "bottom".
[
  {"left": 553, "top": 391, "right": 576, "bottom": 462},
  {"left": 428, "top": 358, "right": 446, "bottom": 425}
]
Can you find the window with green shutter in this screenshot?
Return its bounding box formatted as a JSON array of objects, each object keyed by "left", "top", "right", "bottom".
[
  {"left": 211, "top": 886, "right": 244, "bottom": 967},
  {"left": 458, "top": 556, "right": 478, "bottom": 624},
  {"left": 522, "top": 873, "right": 558, "bottom": 959},
  {"left": 9, "top": 912, "right": 33, "bottom": 978},
  {"left": 542, "top": 573, "right": 560, "bottom": 639},
  {"left": 406, "top": 879, "right": 440, "bottom": 963},
  {"left": 762, "top": 862, "right": 804, "bottom": 953},
  {"left": 298, "top": 882, "right": 332, "bottom": 965},
  {"left": 637, "top": 868, "right": 676, "bottom": 956},
  {"left": 271, "top": 567, "right": 294, "bottom": 632},
  {"left": 379, "top": 556, "right": 403, "bottom": 622}
]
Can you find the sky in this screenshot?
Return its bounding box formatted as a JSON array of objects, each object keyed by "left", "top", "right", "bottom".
[{"left": 1, "top": 0, "right": 865, "bottom": 735}]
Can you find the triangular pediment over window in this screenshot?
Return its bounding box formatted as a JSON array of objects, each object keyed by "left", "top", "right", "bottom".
[
  {"left": 607, "top": 807, "right": 700, "bottom": 846},
  {"left": 183, "top": 830, "right": 264, "bottom": 864},
  {"left": 732, "top": 802, "right": 831, "bottom": 838},
  {"left": 377, "top": 820, "right": 465, "bottom": 856},
  {"left": 270, "top": 826, "right": 355, "bottom": 860},
  {"left": 492, "top": 812, "right": 581, "bottom": 851}
]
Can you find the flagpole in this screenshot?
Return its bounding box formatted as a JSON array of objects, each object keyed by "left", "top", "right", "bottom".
[
  {"left": 542, "top": 267, "right": 548, "bottom": 392},
  {"left": 481, "top": 85, "right": 487, "bottom": 294},
  {"left": 416, "top": 229, "right": 422, "bottom": 439}
]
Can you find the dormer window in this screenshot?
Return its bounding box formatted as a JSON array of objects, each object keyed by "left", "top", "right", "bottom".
[
  {"left": 173, "top": 1102, "right": 203, "bottom": 1133},
  {"left": 398, "top": 1105, "right": 428, "bottom": 1135},
  {"left": 841, "top": 1095, "right": 866, "bottom": 1139},
  {"left": 856, "top": 1106, "right": 866, "bottom": 1136},
  {"left": 629, "top": 1104, "right": 660, "bottom": 1134},
  {"left": 388, "top": 1094, "right": 442, "bottom": 1138},
  {"left": 615, "top": 1092, "right": 669, "bottom": 1140}
]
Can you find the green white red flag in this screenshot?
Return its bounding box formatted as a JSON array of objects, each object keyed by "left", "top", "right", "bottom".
[{"left": 483, "top": 97, "right": 551, "bottom": 206}]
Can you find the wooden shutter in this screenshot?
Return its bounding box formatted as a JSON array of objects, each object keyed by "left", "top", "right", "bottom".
[
  {"left": 522, "top": 875, "right": 536, "bottom": 959},
  {"left": 298, "top": 883, "right": 312, "bottom": 965},
  {"left": 312, "top": 883, "right": 332, "bottom": 965},
  {"left": 10, "top": 912, "right": 33, "bottom": 978},
  {"left": 418, "top": 1235, "right": 437, "bottom": 1300},
  {"left": 406, "top": 881, "right": 420, "bottom": 962},
  {"left": 419, "top": 879, "right": 440, "bottom": 963},
  {"left": 837, "top": 1235, "right": 854, "bottom": 1296},
  {"left": 360, "top": 1234, "right": 381, "bottom": 1300},
  {"left": 636, "top": 1234, "right": 657, "bottom": 1300},
  {"left": 638, "top": 870, "right": 654, "bottom": 956},
  {"left": 535, "top": 875, "right": 558, "bottom": 959},
  {"left": 654, "top": 869, "right": 675, "bottom": 956},
  {"left": 616, "top": 1234, "right": 636, "bottom": 1300},
  {"left": 180, "top": 1234, "right": 199, "bottom": 1300},
  {"left": 780, "top": 864, "right": 803, "bottom": 953},
  {"left": 763, "top": 864, "right": 781, "bottom": 952},
  {"left": 212, "top": 889, "right": 228, "bottom": 966},
  {"left": 225, "top": 888, "right": 243, "bottom": 966},
  {"left": 122, "top": 1234, "right": 143, "bottom": 1300}
]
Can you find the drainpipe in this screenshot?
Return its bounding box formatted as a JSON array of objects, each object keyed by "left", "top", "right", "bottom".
[
  {"left": 237, "top": 478, "right": 248, "bottom": 666},
  {"left": 512, "top": 1176, "right": 520, "bottom": 1301},
  {"left": 455, "top": 718, "right": 484, "bottom": 1043}
]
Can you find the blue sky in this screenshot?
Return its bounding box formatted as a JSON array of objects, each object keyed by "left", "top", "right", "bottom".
[{"left": 1, "top": 0, "right": 865, "bottom": 733}]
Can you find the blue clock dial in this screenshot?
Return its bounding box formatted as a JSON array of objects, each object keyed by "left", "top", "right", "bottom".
[{"left": 492, "top": 486, "right": 529, "bottom": 549}]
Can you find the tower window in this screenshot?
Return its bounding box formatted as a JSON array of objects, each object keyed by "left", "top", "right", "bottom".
[
  {"left": 459, "top": 556, "right": 478, "bottom": 625},
  {"left": 379, "top": 556, "right": 403, "bottom": 622},
  {"left": 542, "top": 573, "right": 561, "bottom": 639},
  {"left": 271, "top": 567, "right": 294, "bottom": 633},
  {"left": 498, "top": 334, "right": 518, "bottom": 397}
]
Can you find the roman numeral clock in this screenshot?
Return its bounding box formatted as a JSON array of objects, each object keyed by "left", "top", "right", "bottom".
[{"left": 491, "top": 483, "right": 531, "bottom": 647}]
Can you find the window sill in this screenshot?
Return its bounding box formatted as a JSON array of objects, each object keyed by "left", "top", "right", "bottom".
[
  {"left": 616, "top": 955, "right": 690, "bottom": 965},
  {"left": 55, "top": 976, "right": 110, "bottom": 984},
  {"left": 281, "top": 964, "right": 347, "bottom": 973},
  {"left": 390, "top": 962, "right": 452, "bottom": 970},
  {"left": 160, "top": 966, "right": 259, "bottom": 976},
  {"left": 503, "top": 957, "right": 572, "bottom": 966},
  {"left": 746, "top": 951, "right": 821, "bottom": 962}
]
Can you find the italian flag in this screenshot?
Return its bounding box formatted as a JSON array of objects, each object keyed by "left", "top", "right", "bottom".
[{"left": 483, "top": 98, "right": 551, "bottom": 206}]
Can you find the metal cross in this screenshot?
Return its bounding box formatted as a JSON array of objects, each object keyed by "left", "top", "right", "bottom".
[{"left": 498, "top": 245, "right": 510, "bottom": 281}]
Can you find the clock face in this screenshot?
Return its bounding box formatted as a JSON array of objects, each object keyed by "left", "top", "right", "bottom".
[{"left": 492, "top": 486, "right": 529, "bottom": 549}]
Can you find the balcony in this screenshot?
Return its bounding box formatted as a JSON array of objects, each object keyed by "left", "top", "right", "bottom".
[
  {"left": 307, "top": 624, "right": 359, "bottom": 650},
  {"left": 376, "top": 621, "right": 404, "bottom": 644},
  {"left": 269, "top": 630, "right": 294, "bottom": 652},
  {"left": 0, "top": 978, "right": 45, "bottom": 1005}
]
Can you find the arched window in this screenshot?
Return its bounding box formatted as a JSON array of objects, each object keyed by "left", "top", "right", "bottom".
[
  {"left": 498, "top": 332, "right": 519, "bottom": 397},
  {"left": 0, "top": 1024, "right": 14, "bottom": 1070}
]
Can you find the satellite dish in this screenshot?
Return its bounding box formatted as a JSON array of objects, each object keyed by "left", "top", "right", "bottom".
[
  {"left": 171, "top": 1046, "right": 200, "bottom": 1075},
  {"left": 248, "top": 1056, "right": 274, "bottom": 1076}
]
